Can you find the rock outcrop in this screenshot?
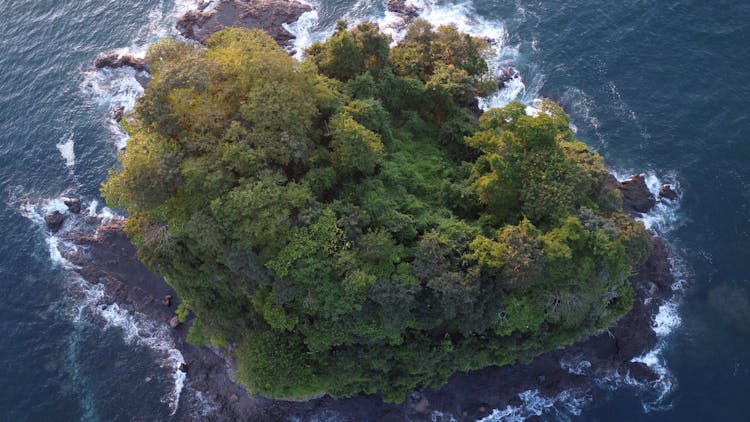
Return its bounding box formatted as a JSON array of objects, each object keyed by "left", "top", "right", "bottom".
[
  {"left": 45, "top": 211, "right": 65, "bottom": 233},
  {"left": 94, "top": 52, "right": 148, "bottom": 72},
  {"left": 176, "top": 0, "right": 312, "bottom": 48},
  {"left": 659, "top": 183, "right": 678, "bottom": 201},
  {"left": 63, "top": 198, "right": 82, "bottom": 214},
  {"left": 387, "top": 0, "right": 421, "bottom": 18},
  {"left": 619, "top": 173, "right": 657, "bottom": 215},
  {"left": 498, "top": 66, "right": 520, "bottom": 90},
  {"left": 111, "top": 105, "right": 125, "bottom": 123}
]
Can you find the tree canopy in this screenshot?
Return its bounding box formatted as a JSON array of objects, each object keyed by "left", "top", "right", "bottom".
[{"left": 103, "top": 21, "right": 652, "bottom": 402}]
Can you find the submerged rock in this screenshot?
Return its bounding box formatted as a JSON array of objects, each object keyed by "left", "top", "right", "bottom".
[
  {"left": 176, "top": 0, "right": 312, "bottom": 47},
  {"left": 45, "top": 211, "right": 65, "bottom": 233},
  {"left": 619, "top": 174, "right": 657, "bottom": 215}
]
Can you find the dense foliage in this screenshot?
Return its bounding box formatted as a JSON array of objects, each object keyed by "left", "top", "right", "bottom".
[{"left": 103, "top": 21, "right": 652, "bottom": 401}]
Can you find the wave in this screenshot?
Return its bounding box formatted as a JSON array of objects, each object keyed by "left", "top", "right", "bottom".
[
  {"left": 476, "top": 389, "right": 591, "bottom": 422},
  {"left": 282, "top": 0, "right": 530, "bottom": 109},
  {"left": 56, "top": 134, "right": 76, "bottom": 169},
  {"left": 17, "top": 194, "right": 186, "bottom": 415},
  {"left": 80, "top": 0, "right": 213, "bottom": 150},
  {"left": 96, "top": 301, "right": 186, "bottom": 414},
  {"left": 81, "top": 65, "right": 144, "bottom": 150}
]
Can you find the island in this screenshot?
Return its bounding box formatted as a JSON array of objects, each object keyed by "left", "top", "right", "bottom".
[{"left": 63, "top": 8, "right": 678, "bottom": 420}]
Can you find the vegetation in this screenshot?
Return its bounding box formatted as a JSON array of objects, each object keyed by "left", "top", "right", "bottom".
[{"left": 103, "top": 21, "right": 652, "bottom": 402}]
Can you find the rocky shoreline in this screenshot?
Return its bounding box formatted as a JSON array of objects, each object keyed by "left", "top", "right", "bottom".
[
  {"left": 176, "top": 0, "right": 311, "bottom": 49},
  {"left": 48, "top": 173, "right": 679, "bottom": 421}
]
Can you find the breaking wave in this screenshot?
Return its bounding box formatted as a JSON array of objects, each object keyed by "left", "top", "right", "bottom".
[
  {"left": 476, "top": 389, "right": 591, "bottom": 422},
  {"left": 283, "top": 0, "right": 532, "bottom": 109},
  {"left": 17, "top": 194, "right": 187, "bottom": 415}
]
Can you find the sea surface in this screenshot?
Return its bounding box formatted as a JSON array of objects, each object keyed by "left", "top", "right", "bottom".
[{"left": 1, "top": 0, "right": 748, "bottom": 420}]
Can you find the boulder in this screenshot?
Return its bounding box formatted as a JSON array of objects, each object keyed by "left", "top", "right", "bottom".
[
  {"left": 619, "top": 174, "right": 656, "bottom": 215},
  {"left": 176, "top": 0, "right": 312, "bottom": 47},
  {"left": 169, "top": 315, "right": 181, "bottom": 329},
  {"left": 94, "top": 53, "right": 148, "bottom": 72},
  {"left": 497, "top": 66, "right": 520, "bottom": 90},
  {"left": 624, "top": 361, "right": 659, "bottom": 383},
  {"left": 45, "top": 211, "right": 65, "bottom": 233},
  {"left": 178, "top": 362, "right": 189, "bottom": 373},
  {"left": 63, "top": 198, "right": 82, "bottom": 214},
  {"left": 659, "top": 183, "right": 678, "bottom": 201},
  {"left": 162, "top": 294, "right": 173, "bottom": 307},
  {"left": 111, "top": 105, "right": 125, "bottom": 123},
  {"left": 387, "top": 0, "right": 421, "bottom": 18}
]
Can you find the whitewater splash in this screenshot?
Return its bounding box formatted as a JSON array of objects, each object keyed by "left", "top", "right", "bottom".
[
  {"left": 81, "top": 0, "right": 217, "bottom": 150},
  {"left": 567, "top": 171, "right": 684, "bottom": 414},
  {"left": 56, "top": 135, "right": 76, "bottom": 169},
  {"left": 475, "top": 389, "right": 591, "bottom": 422},
  {"left": 17, "top": 195, "right": 187, "bottom": 415},
  {"left": 282, "top": 0, "right": 531, "bottom": 109}
]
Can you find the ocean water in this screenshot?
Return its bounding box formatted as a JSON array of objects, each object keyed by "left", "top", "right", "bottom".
[{"left": 1, "top": 0, "right": 748, "bottom": 420}]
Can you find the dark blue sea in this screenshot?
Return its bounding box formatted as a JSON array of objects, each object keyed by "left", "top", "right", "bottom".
[{"left": 1, "top": 0, "right": 748, "bottom": 420}]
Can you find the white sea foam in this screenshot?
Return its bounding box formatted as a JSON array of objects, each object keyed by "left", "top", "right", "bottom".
[
  {"left": 560, "top": 358, "right": 592, "bottom": 376},
  {"left": 284, "top": 9, "right": 324, "bottom": 60},
  {"left": 81, "top": 66, "right": 145, "bottom": 115},
  {"left": 430, "top": 410, "right": 458, "bottom": 422},
  {"left": 282, "top": 0, "right": 529, "bottom": 108},
  {"left": 81, "top": 0, "right": 216, "bottom": 150},
  {"left": 598, "top": 170, "right": 685, "bottom": 411},
  {"left": 18, "top": 195, "right": 186, "bottom": 415},
  {"left": 476, "top": 389, "right": 591, "bottom": 422},
  {"left": 56, "top": 135, "right": 76, "bottom": 168},
  {"left": 97, "top": 302, "right": 186, "bottom": 415},
  {"left": 611, "top": 170, "right": 683, "bottom": 234}
]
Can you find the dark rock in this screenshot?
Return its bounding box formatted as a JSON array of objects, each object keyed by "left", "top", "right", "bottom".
[
  {"left": 45, "top": 211, "right": 65, "bottom": 233},
  {"left": 179, "top": 362, "right": 188, "bottom": 373},
  {"left": 63, "top": 198, "right": 82, "bottom": 214},
  {"left": 619, "top": 174, "right": 657, "bottom": 215},
  {"left": 624, "top": 361, "right": 659, "bottom": 383},
  {"left": 134, "top": 71, "right": 152, "bottom": 89},
  {"left": 659, "top": 183, "right": 678, "bottom": 201},
  {"left": 111, "top": 105, "right": 125, "bottom": 122},
  {"left": 176, "top": 0, "right": 312, "bottom": 48},
  {"left": 498, "top": 66, "right": 520, "bottom": 90},
  {"left": 169, "top": 315, "right": 180, "bottom": 329},
  {"left": 66, "top": 250, "right": 86, "bottom": 266},
  {"left": 162, "top": 294, "right": 173, "bottom": 307},
  {"left": 94, "top": 52, "right": 148, "bottom": 72},
  {"left": 387, "top": 0, "right": 421, "bottom": 18}
]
